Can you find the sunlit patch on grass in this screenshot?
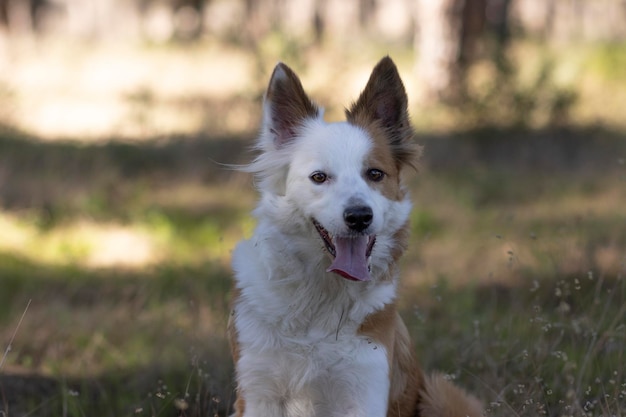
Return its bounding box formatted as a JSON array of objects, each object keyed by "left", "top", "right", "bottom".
[
  {"left": 0, "top": 212, "right": 155, "bottom": 267},
  {"left": 83, "top": 225, "right": 156, "bottom": 267},
  {"left": 0, "top": 211, "right": 33, "bottom": 249},
  {"left": 0, "top": 206, "right": 253, "bottom": 268}
]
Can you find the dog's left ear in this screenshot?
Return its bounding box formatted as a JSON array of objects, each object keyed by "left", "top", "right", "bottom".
[{"left": 346, "top": 57, "right": 420, "bottom": 168}]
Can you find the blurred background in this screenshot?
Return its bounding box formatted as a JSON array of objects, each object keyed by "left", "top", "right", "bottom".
[{"left": 0, "top": 0, "right": 625, "bottom": 416}]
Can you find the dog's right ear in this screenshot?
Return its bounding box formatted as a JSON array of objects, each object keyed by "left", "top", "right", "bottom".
[{"left": 262, "top": 63, "right": 320, "bottom": 149}]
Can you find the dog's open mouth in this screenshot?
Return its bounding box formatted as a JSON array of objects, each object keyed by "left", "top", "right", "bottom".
[{"left": 312, "top": 219, "right": 376, "bottom": 282}]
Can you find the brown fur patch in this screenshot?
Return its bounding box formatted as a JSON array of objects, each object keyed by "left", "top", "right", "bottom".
[
  {"left": 390, "top": 221, "right": 411, "bottom": 264},
  {"left": 358, "top": 303, "right": 397, "bottom": 366},
  {"left": 227, "top": 286, "right": 246, "bottom": 417},
  {"left": 388, "top": 315, "right": 424, "bottom": 417},
  {"left": 359, "top": 304, "right": 425, "bottom": 417},
  {"left": 366, "top": 122, "right": 405, "bottom": 201}
]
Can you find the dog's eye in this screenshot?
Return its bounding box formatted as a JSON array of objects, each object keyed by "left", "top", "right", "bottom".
[
  {"left": 366, "top": 168, "right": 385, "bottom": 182},
  {"left": 309, "top": 171, "right": 328, "bottom": 184}
]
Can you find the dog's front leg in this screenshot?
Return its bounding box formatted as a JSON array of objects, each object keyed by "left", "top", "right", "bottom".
[
  {"left": 235, "top": 348, "right": 316, "bottom": 417},
  {"left": 317, "top": 339, "right": 390, "bottom": 417}
]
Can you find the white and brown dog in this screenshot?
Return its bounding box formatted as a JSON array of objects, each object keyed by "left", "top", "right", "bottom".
[{"left": 228, "top": 57, "right": 483, "bottom": 417}]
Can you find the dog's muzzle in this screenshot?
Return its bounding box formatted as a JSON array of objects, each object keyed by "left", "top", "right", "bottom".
[{"left": 313, "top": 218, "right": 376, "bottom": 281}]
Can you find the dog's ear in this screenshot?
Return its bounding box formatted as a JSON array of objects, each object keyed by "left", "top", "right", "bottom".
[
  {"left": 346, "top": 56, "right": 420, "bottom": 168},
  {"left": 262, "top": 63, "right": 320, "bottom": 149}
]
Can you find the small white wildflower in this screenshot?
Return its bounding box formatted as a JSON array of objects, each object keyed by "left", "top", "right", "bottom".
[{"left": 174, "top": 398, "right": 189, "bottom": 410}]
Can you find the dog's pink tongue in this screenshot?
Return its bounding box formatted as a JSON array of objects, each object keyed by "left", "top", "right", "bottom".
[{"left": 327, "top": 236, "right": 371, "bottom": 281}]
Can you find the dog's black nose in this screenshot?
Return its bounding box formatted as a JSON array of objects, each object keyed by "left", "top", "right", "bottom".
[{"left": 344, "top": 206, "right": 373, "bottom": 232}]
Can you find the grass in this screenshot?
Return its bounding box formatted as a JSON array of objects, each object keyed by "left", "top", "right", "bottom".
[
  {"left": 408, "top": 274, "right": 625, "bottom": 416},
  {"left": 0, "top": 253, "right": 235, "bottom": 416},
  {"left": 1, "top": 125, "right": 624, "bottom": 416},
  {"left": 1, "top": 37, "right": 626, "bottom": 416}
]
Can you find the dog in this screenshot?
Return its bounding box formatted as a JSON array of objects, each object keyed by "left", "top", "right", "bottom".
[{"left": 228, "top": 56, "right": 483, "bottom": 417}]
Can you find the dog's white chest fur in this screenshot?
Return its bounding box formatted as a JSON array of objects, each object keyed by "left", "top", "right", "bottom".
[{"left": 232, "top": 232, "right": 396, "bottom": 417}]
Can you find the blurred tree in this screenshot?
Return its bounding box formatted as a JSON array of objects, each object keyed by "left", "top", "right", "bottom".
[
  {"left": 243, "top": 0, "right": 286, "bottom": 44},
  {"left": 413, "top": 0, "right": 524, "bottom": 106},
  {"left": 172, "top": 0, "right": 207, "bottom": 40},
  {"left": 138, "top": 0, "right": 207, "bottom": 40},
  {"left": 414, "top": 0, "right": 461, "bottom": 103},
  {"left": 487, "top": 0, "right": 513, "bottom": 68},
  {"left": 0, "top": 0, "right": 7, "bottom": 29},
  {"left": 358, "top": 0, "right": 376, "bottom": 28},
  {"left": 0, "top": 0, "right": 49, "bottom": 33},
  {"left": 313, "top": 0, "right": 326, "bottom": 43}
]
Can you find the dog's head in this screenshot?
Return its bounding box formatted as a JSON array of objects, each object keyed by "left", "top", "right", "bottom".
[{"left": 247, "top": 57, "right": 420, "bottom": 282}]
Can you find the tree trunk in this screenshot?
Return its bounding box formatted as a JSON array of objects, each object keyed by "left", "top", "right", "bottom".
[{"left": 414, "top": 0, "right": 468, "bottom": 104}]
